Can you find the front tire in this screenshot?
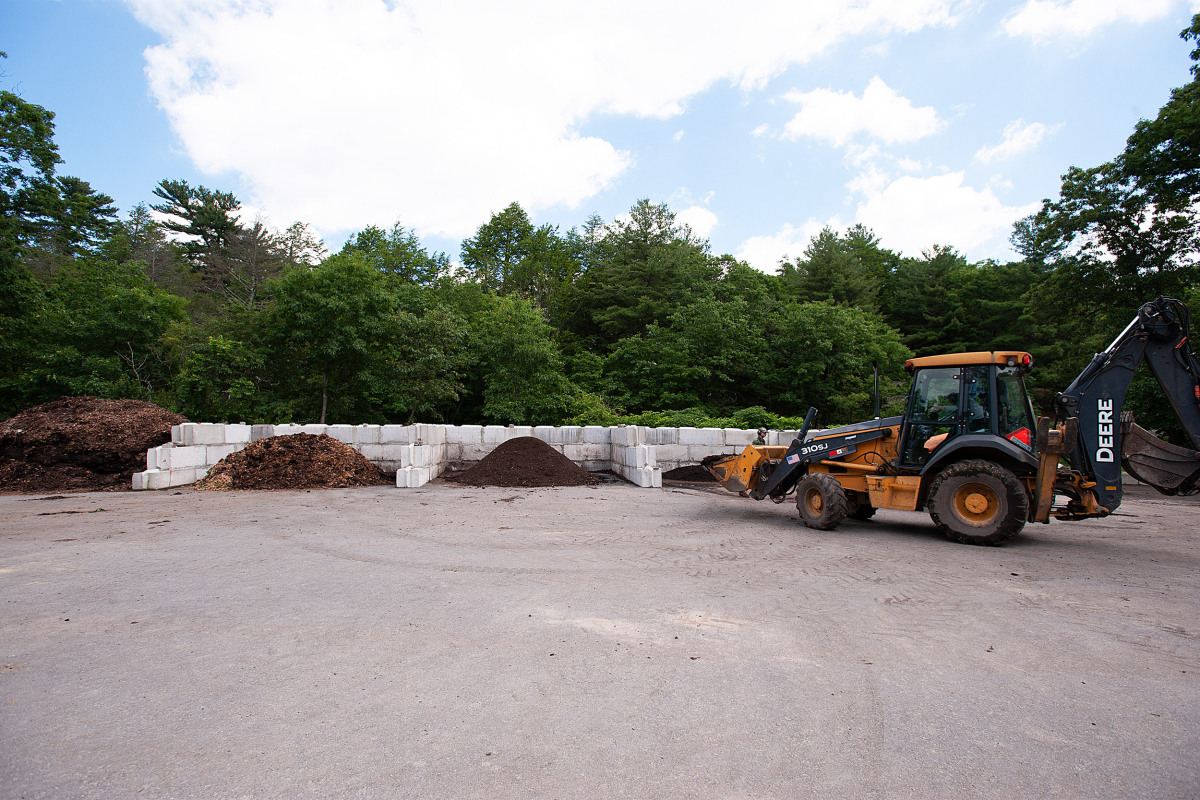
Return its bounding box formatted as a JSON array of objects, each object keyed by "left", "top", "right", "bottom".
[
  {"left": 928, "top": 460, "right": 1028, "bottom": 546},
  {"left": 796, "top": 473, "right": 849, "bottom": 530}
]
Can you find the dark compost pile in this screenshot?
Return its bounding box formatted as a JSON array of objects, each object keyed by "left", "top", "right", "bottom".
[
  {"left": 0, "top": 396, "right": 186, "bottom": 492},
  {"left": 447, "top": 436, "right": 598, "bottom": 487},
  {"left": 196, "top": 433, "right": 391, "bottom": 490},
  {"left": 662, "top": 464, "right": 717, "bottom": 482}
]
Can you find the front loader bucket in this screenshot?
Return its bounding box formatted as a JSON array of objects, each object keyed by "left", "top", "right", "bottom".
[
  {"left": 1122, "top": 420, "right": 1200, "bottom": 495},
  {"left": 702, "top": 446, "right": 785, "bottom": 494}
]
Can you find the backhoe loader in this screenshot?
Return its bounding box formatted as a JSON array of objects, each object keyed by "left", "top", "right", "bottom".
[{"left": 704, "top": 297, "right": 1200, "bottom": 545}]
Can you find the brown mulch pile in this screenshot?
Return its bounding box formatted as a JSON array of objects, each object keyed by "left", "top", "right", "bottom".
[
  {"left": 0, "top": 396, "right": 186, "bottom": 493},
  {"left": 662, "top": 464, "right": 717, "bottom": 482},
  {"left": 195, "top": 433, "right": 390, "bottom": 490},
  {"left": 447, "top": 436, "right": 599, "bottom": 487}
]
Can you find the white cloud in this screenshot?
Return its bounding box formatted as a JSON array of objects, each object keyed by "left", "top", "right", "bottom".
[
  {"left": 1004, "top": 0, "right": 1175, "bottom": 42},
  {"left": 676, "top": 206, "right": 719, "bottom": 239},
  {"left": 736, "top": 220, "right": 830, "bottom": 273},
  {"left": 125, "top": 0, "right": 962, "bottom": 239},
  {"left": 975, "top": 119, "right": 1062, "bottom": 163},
  {"left": 779, "top": 77, "right": 943, "bottom": 147},
  {"left": 854, "top": 172, "right": 1040, "bottom": 257}
]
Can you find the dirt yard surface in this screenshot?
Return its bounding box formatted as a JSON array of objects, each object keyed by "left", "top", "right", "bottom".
[{"left": 1, "top": 483, "right": 1196, "bottom": 799}]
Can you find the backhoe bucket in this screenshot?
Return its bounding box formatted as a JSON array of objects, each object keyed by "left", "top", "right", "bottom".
[{"left": 1122, "top": 420, "right": 1200, "bottom": 495}]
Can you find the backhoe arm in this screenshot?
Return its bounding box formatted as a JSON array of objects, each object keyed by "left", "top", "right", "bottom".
[{"left": 1054, "top": 297, "right": 1200, "bottom": 513}]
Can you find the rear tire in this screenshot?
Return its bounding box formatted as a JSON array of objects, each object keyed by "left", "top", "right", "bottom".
[
  {"left": 796, "top": 473, "right": 849, "bottom": 530},
  {"left": 928, "top": 460, "right": 1028, "bottom": 546}
]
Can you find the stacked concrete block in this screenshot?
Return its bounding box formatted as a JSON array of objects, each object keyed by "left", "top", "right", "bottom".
[
  {"left": 136, "top": 422, "right": 782, "bottom": 491},
  {"left": 136, "top": 423, "right": 251, "bottom": 490},
  {"left": 325, "top": 425, "right": 356, "bottom": 444}
]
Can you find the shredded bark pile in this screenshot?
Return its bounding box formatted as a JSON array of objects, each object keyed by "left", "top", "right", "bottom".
[
  {"left": 196, "top": 433, "right": 390, "bottom": 490},
  {"left": 0, "top": 396, "right": 186, "bottom": 492},
  {"left": 448, "top": 436, "right": 598, "bottom": 487}
]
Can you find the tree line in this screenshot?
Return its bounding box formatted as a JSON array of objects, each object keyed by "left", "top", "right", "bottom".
[{"left": 1, "top": 17, "right": 1198, "bottom": 438}]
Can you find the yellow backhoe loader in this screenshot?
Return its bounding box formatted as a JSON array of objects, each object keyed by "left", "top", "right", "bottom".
[{"left": 704, "top": 297, "right": 1200, "bottom": 545}]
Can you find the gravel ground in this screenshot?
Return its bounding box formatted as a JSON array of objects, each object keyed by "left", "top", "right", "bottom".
[{"left": 1, "top": 482, "right": 1197, "bottom": 799}]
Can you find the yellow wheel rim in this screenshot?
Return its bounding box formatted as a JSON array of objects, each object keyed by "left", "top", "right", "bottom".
[
  {"left": 804, "top": 489, "right": 824, "bottom": 515},
  {"left": 953, "top": 483, "right": 999, "bottom": 525}
]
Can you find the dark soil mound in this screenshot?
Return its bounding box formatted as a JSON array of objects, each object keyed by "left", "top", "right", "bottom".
[
  {"left": 662, "top": 464, "right": 717, "bottom": 482},
  {"left": 196, "top": 433, "right": 390, "bottom": 490},
  {"left": 0, "top": 396, "right": 186, "bottom": 492},
  {"left": 448, "top": 436, "right": 598, "bottom": 487}
]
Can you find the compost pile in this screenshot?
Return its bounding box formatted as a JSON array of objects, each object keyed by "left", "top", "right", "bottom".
[
  {"left": 448, "top": 436, "right": 598, "bottom": 487},
  {"left": 0, "top": 396, "right": 186, "bottom": 492},
  {"left": 662, "top": 464, "right": 717, "bottom": 482},
  {"left": 196, "top": 433, "right": 390, "bottom": 490}
]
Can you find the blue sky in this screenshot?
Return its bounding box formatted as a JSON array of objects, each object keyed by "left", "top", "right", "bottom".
[{"left": 4, "top": 0, "right": 1198, "bottom": 271}]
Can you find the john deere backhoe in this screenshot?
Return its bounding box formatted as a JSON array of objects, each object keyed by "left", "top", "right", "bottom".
[{"left": 704, "top": 297, "right": 1200, "bottom": 545}]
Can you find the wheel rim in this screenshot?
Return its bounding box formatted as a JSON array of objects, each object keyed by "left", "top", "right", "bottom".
[
  {"left": 804, "top": 489, "right": 824, "bottom": 515},
  {"left": 952, "top": 482, "right": 999, "bottom": 526}
]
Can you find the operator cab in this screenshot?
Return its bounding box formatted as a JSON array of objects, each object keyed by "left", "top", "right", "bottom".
[{"left": 898, "top": 351, "right": 1037, "bottom": 468}]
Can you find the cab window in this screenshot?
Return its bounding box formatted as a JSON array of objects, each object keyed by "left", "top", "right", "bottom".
[
  {"left": 901, "top": 367, "right": 959, "bottom": 466},
  {"left": 997, "top": 366, "right": 1036, "bottom": 451}
]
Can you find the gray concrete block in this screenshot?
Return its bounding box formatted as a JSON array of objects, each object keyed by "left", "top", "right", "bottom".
[
  {"left": 458, "top": 444, "right": 492, "bottom": 464},
  {"left": 251, "top": 424, "right": 275, "bottom": 441},
  {"left": 206, "top": 443, "right": 241, "bottom": 465},
  {"left": 144, "top": 469, "right": 171, "bottom": 490},
  {"left": 380, "top": 425, "right": 411, "bottom": 444},
  {"left": 483, "top": 426, "right": 509, "bottom": 443},
  {"left": 611, "top": 426, "right": 644, "bottom": 447},
  {"left": 195, "top": 424, "right": 228, "bottom": 446},
  {"left": 646, "top": 427, "right": 678, "bottom": 445},
  {"left": 380, "top": 444, "right": 410, "bottom": 462},
  {"left": 562, "top": 443, "right": 611, "bottom": 463},
  {"left": 167, "top": 446, "right": 209, "bottom": 470},
  {"left": 550, "top": 426, "right": 582, "bottom": 444},
  {"left": 447, "top": 425, "right": 483, "bottom": 444},
  {"left": 508, "top": 426, "right": 533, "bottom": 439},
  {"left": 358, "top": 444, "right": 384, "bottom": 462},
  {"left": 725, "top": 428, "right": 755, "bottom": 447},
  {"left": 225, "top": 424, "right": 252, "bottom": 444},
  {"left": 353, "top": 425, "right": 381, "bottom": 445},
  {"left": 168, "top": 467, "right": 197, "bottom": 487},
  {"left": 326, "top": 425, "right": 355, "bottom": 443},
  {"left": 415, "top": 423, "right": 446, "bottom": 445},
  {"left": 652, "top": 444, "right": 688, "bottom": 464},
  {"left": 687, "top": 444, "right": 736, "bottom": 462},
  {"left": 582, "top": 426, "right": 611, "bottom": 444},
  {"left": 396, "top": 466, "right": 435, "bottom": 488},
  {"left": 678, "top": 427, "right": 723, "bottom": 446},
  {"left": 533, "top": 426, "right": 555, "bottom": 442},
  {"left": 171, "top": 425, "right": 182, "bottom": 444}
]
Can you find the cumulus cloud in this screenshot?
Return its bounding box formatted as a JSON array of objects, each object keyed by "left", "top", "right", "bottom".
[
  {"left": 975, "top": 119, "right": 1062, "bottom": 163},
  {"left": 1004, "top": 0, "right": 1175, "bottom": 42},
  {"left": 853, "top": 172, "right": 1040, "bottom": 256},
  {"left": 676, "top": 206, "right": 719, "bottom": 239},
  {"left": 736, "top": 219, "right": 830, "bottom": 273},
  {"left": 779, "top": 77, "right": 943, "bottom": 147},
  {"left": 125, "top": 0, "right": 962, "bottom": 239}
]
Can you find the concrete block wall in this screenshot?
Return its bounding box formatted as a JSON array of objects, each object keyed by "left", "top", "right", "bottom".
[
  {"left": 134, "top": 422, "right": 447, "bottom": 491},
  {"left": 134, "top": 422, "right": 793, "bottom": 492}
]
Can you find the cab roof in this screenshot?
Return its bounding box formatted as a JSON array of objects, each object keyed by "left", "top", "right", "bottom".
[{"left": 905, "top": 351, "right": 1033, "bottom": 373}]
